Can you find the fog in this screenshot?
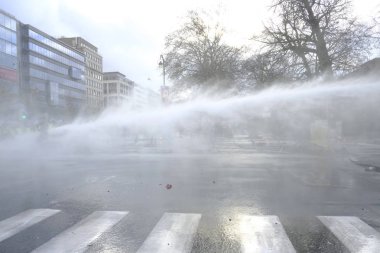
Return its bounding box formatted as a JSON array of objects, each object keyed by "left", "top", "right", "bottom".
[{"left": 1, "top": 75, "right": 379, "bottom": 158}]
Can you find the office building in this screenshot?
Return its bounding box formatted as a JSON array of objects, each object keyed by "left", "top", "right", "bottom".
[
  {"left": 103, "top": 72, "right": 134, "bottom": 107},
  {"left": 0, "top": 10, "right": 20, "bottom": 119},
  {"left": 132, "top": 83, "right": 161, "bottom": 110},
  {"left": 20, "top": 25, "right": 86, "bottom": 120},
  {"left": 146, "top": 87, "right": 161, "bottom": 107},
  {"left": 59, "top": 37, "right": 103, "bottom": 113}
]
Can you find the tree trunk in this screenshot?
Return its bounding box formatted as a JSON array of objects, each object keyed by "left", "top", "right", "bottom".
[
  {"left": 302, "top": 0, "right": 333, "bottom": 76},
  {"left": 298, "top": 51, "right": 313, "bottom": 78}
]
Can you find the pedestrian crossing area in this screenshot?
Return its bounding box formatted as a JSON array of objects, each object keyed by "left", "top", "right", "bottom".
[
  {"left": 31, "top": 211, "right": 127, "bottom": 253},
  {"left": 0, "top": 209, "right": 60, "bottom": 243},
  {"left": 116, "top": 135, "right": 291, "bottom": 154},
  {"left": 1, "top": 209, "right": 380, "bottom": 252},
  {"left": 136, "top": 213, "right": 201, "bottom": 253}
]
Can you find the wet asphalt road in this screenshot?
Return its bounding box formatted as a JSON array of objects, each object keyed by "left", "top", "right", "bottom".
[{"left": 1, "top": 149, "right": 380, "bottom": 252}]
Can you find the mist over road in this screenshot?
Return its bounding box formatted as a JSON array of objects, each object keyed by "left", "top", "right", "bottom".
[
  {"left": 1, "top": 146, "right": 380, "bottom": 252},
  {"left": 1, "top": 77, "right": 380, "bottom": 252}
]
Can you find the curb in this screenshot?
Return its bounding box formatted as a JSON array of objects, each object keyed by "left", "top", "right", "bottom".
[{"left": 350, "top": 157, "right": 380, "bottom": 172}]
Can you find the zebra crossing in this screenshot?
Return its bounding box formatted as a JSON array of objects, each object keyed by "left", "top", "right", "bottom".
[
  {"left": 239, "top": 215, "right": 296, "bottom": 253},
  {"left": 1, "top": 209, "right": 380, "bottom": 252},
  {"left": 116, "top": 135, "right": 290, "bottom": 154},
  {"left": 136, "top": 213, "right": 201, "bottom": 253},
  {"left": 204, "top": 137, "right": 285, "bottom": 154},
  {"left": 31, "top": 211, "right": 127, "bottom": 253},
  {"left": 318, "top": 216, "right": 380, "bottom": 253},
  {"left": 0, "top": 209, "right": 60, "bottom": 243}
]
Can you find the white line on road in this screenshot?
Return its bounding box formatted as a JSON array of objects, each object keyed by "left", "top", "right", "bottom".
[
  {"left": 238, "top": 215, "right": 296, "bottom": 253},
  {"left": 137, "top": 212, "right": 201, "bottom": 253},
  {"left": 0, "top": 209, "right": 60, "bottom": 243},
  {"left": 318, "top": 216, "right": 380, "bottom": 253},
  {"left": 103, "top": 175, "right": 116, "bottom": 182},
  {"left": 31, "top": 211, "right": 128, "bottom": 253}
]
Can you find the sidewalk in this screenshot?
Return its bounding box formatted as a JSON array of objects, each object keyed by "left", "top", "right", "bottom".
[{"left": 344, "top": 142, "right": 380, "bottom": 170}]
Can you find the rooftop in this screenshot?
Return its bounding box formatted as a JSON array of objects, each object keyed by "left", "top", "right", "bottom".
[
  {"left": 24, "top": 24, "right": 85, "bottom": 59},
  {"left": 103, "top": 71, "right": 135, "bottom": 84},
  {"left": 0, "top": 8, "right": 17, "bottom": 20}
]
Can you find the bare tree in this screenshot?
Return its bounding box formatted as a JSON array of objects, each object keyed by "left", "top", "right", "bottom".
[
  {"left": 257, "top": 7, "right": 316, "bottom": 79},
  {"left": 257, "top": 0, "right": 379, "bottom": 78},
  {"left": 164, "top": 11, "right": 243, "bottom": 89},
  {"left": 242, "top": 50, "right": 300, "bottom": 88}
]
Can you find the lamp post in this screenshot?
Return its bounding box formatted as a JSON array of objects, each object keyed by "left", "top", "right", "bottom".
[
  {"left": 159, "top": 54, "right": 168, "bottom": 104},
  {"left": 159, "top": 54, "right": 166, "bottom": 87}
]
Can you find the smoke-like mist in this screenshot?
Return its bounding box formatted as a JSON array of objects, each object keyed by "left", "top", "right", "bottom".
[{"left": 1, "top": 75, "right": 379, "bottom": 158}]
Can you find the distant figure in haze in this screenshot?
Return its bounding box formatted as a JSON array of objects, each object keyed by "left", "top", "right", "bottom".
[{"left": 37, "top": 114, "right": 49, "bottom": 141}]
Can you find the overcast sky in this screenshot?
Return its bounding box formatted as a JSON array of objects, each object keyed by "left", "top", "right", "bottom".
[{"left": 1, "top": 0, "right": 379, "bottom": 91}]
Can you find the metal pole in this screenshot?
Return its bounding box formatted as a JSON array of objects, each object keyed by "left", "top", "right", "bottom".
[{"left": 160, "top": 55, "right": 165, "bottom": 87}]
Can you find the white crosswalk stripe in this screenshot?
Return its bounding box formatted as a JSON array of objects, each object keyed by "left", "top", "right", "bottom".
[
  {"left": 3, "top": 208, "right": 380, "bottom": 253},
  {"left": 318, "top": 216, "right": 380, "bottom": 253},
  {"left": 0, "top": 209, "right": 60, "bottom": 243},
  {"left": 136, "top": 212, "right": 201, "bottom": 253},
  {"left": 31, "top": 211, "right": 128, "bottom": 253},
  {"left": 238, "top": 215, "right": 296, "bottom": 253}
]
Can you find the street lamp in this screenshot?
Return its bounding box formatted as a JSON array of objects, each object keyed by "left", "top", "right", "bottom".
[{"left": 158, "top": 54, "right": 166, "bottom": 87}]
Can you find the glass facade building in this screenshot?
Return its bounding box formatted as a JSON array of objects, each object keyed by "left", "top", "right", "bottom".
[
  {"left": 0, "top": 11, "right": 18, "bottom": 86},
  {"left": 0, "top": 10, "right": 20, "bottom": 120},
  {"left": 20, "top": 25, "right": 86, "bottom": 118}
]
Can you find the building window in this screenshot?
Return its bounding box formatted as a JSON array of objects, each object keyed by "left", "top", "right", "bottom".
[
  {"left": 0, "top": 14, "right": 16, "bottom": 32},
  {"left": 108, "top": 83, "right": 117, "bottom": 93},
  {"left": 0, "top": 27, "right": 17, "bottom": 44},
  {"left": 28, "top": 42, "right": 85, "bottom": 70},
  {"left": 29, "top": 29, "right": 84, "bottom": 62}
]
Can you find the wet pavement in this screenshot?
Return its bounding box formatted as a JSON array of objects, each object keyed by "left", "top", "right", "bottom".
[
  {"left": 0, "top": 148, "right": 380, "bottom": 252},
  {"left": 345, "top": 142, "right": 380, "bottom": 171}
]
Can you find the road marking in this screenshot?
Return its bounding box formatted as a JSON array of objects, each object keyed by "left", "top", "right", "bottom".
[
  {"left": 31, "top": 211, "right": 127, "bottom": 253},
  {"left": 0, "top": 209, "right": 60, "bottom": 242},
  {"left": 318, "top": 216, "right": 380, "bottom": 253},
  {"left": 103, "top": 175, "right": 116, "bottom": 182},
  {"left": 238, "top": 215, "right": 296, "bottom": 253},
  {"left": 137, "top": 212, "right": 201, "bottom": 253}
]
